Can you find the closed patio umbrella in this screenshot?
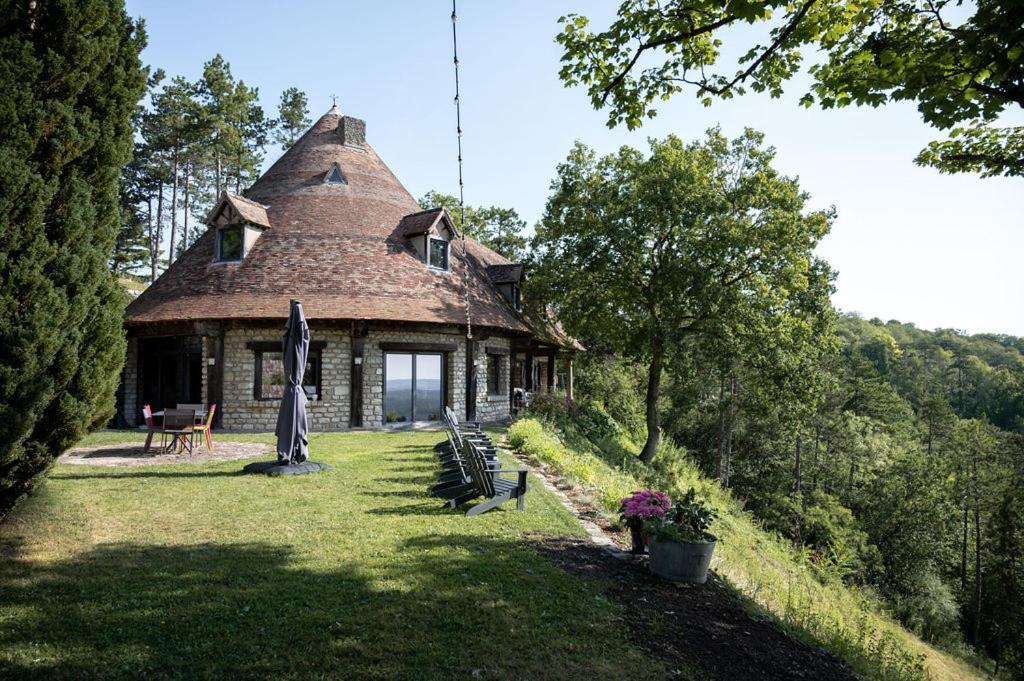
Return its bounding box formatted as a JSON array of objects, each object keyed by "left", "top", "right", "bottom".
[{"left": 276, "top": 300, "right": 310, "bottom": 465}]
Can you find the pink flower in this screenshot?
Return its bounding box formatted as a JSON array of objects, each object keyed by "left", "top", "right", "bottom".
[{"left": 620, "top": 489, "right": 671, "bottom": 521}]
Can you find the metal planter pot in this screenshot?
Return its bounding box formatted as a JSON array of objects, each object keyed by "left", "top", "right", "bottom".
[{"left": 649, "top": 536, "right": 717, "bottom": 584}]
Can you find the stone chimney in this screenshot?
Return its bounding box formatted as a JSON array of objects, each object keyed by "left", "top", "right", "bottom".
[{"left": 339, "top": 116, "right": 366, "bottom": 148}]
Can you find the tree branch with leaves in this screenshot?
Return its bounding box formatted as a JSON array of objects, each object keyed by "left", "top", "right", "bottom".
[{"left": 557, "top": 0, "right": 1024, "bottom": 177}]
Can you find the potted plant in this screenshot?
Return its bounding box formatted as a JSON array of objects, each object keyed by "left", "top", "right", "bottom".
[
  {"left": 619, "top": 489, "right": 671, "bottom": 554},
  {"left": 648, "top": 487, "right": 718, "bottom": 584}
]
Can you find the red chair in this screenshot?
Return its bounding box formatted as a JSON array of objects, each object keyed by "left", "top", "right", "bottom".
[
  {"left": 142, "top": 404, "right": 157, "bottom": 453},
  {"left": 193, "top": 404, "right": 217, "bottom": 450}
]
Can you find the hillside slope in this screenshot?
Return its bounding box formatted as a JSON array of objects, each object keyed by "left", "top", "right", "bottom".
[{"left": 506, "top": 414, "right": 988, "bottom": 681}]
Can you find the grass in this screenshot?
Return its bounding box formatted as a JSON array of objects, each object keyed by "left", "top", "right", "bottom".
[
  {"left": 507, "top": 417, "right": 989, "bottom": 681},
  {"left": 0, "top": 429, "right": 666, "bottom": 680}
]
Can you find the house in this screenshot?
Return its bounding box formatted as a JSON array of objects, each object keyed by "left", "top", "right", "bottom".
[{"left": 117, "top": 107, "right": 579, "bottom": 430}]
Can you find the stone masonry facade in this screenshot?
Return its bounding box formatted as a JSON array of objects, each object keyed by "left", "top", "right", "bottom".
[
  {"left": 476, "top": 337, "right": 511, "bottom": 423},
  {"left": 119, "top": 337, "right": 139, "bottom": 426},
  {"left": 219, "top": 328, "right": 352, "bottom": 431},
  {"left": 204, "top": 324, "right": 510, "bottom": 431}
]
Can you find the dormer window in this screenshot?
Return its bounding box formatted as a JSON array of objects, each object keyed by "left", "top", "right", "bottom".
[
  {"left": 205, "top": 192, "right": 271, "bottom": 264},
  {"left": 324, "top": 163, "right": 347, "bottom": 185},
  {"left": 428, "top": 237, "right": 450, "bottom": 271},
  {"left": 398, "top": 208, "right": 458, "bottom": 272},
  {"left": 485, "top": 264, "right": 525, "bottom": 311},
  {"left": 217, "top": 226, "right": 244, "bottom": 262}
]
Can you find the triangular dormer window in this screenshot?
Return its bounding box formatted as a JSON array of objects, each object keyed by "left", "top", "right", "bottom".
[{"left": 324, "top": 163, "right": 347, "bottom": 185}]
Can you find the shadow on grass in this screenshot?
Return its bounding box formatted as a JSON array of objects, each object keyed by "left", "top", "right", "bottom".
[
  {"left": 49, "top": 470, "right": 249, "bottom": 481},
  {"left": 374, "top": 475, "right": 437, "bottom": 486},
  {"left": 363, "top": 502, "right": 449, "bottom": 517},
  {"left": 388, "top": 444, "right": 441, "bottom": 452},
  {"left": 385, "top": 465, "right": 438, "bottom": 473},
  {"left": 0, "top": 536, "right": 646, "bottom": 680},
  {"left": 360, "top": 489, "right": 431, "bottom": 500}
]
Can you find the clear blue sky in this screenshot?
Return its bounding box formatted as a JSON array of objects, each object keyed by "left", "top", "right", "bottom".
[{"left": 127, "top": 0, "right": 1024, "bottom": 336}]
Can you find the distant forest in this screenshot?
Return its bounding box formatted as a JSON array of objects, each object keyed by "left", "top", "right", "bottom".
[{"left": 574, "top": 313, "right": 1024, "bottom": 671}]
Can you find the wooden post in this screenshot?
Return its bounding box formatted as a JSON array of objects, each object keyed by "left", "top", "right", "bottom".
[
  {"left": 524, "top": 352, "right": 534, "bottom": 391},
  {"left": 465, "top": 338, "right": 477, "bottom": 422},
  {"left": 547, "top": 350, "right": 556, "bottom": 392},
  {"left": 566, "top": 355, "right": 574, "bottom": 401},
  {"left": 206, "top": 329, "right": 225, "bottom": 428},
  {"left": 350, "top": 322, "right": 367, "bottom": 427}
]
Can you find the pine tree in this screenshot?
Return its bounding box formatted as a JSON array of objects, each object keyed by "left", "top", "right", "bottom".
[
  {"left": 196, "top": 55, "right": 269, "bottom": 196},
  {"left": 274, "top": 87, "right": 311, "bottom": 150},
  {"left": 0, "top": 0, "right": 147, "bottom": 513},
  {"left": 145, "top": 75, "right": 201, "bottom": 265},
  {"left": 112, "top": 149, "right": 154, "bottom": 276}
]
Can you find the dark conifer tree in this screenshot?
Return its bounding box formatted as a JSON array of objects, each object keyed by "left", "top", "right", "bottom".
[{"left": 0, "top": 0, "right": 147, "bottom": 512}]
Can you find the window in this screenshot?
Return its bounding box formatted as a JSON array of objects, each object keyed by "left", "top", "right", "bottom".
[
  {"left": 428, "top": 237, "right": 449, "bottom": 271},
  {"left": 217, "top": 226, "right": 244, "bottom": 262},
  {"left": 384, "top": 352, "right": 443, "bottom": 422},
  {"left": 254, "top": 348, "right": 321, "bottom": 401},
  {"left": 324, "top": 164, "right": 347, "bottom": 185},
  {"left": 487, "top": 354, "right": 503, "bottom": 395}
]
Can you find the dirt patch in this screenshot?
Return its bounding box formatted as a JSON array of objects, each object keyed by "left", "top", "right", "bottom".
[
  {"left": 533, "top": 536, "right": 859, "bottom": 681},
  {"left": 59, "top": 441, "right": 271, "bottom": 467}
]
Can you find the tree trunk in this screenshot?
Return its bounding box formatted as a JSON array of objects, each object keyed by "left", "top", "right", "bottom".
[
  {"left": 972, "top": 503, "right": 982, "bottom": 645},
  {"left": 715, "top": 367, "right": 738, "bottom": 487},
  {"left": 794, "top": 431, "right": 803, "bottom": 495},
  {"left": 961, "top": 500, "right": 969, "bottom": 593},
  {"left": 168, "top": 143, "right": 179, "bottom": 264},
  {"left": 638, "top": 343, "right": 663, "bottom": 464},
  {"left": 215, "top": 132, "right": 222, "bottom": 195},
  {"left": 146, "top": 195, "right": 156, "bottom": 282},
  {"left": 715, "top": 371, "right": 728, "bottom": 480},
  {"left": 154, "top": 181, "right": 164, "bottom": 276},
  {"left": 812, "top": 423, "right": 820, "bottom": 492},
  {"left": 971, "top": 449, "right": 982, "bottom": 645},
  {"left": 182, "top": 161, "right": 190, "bottom": 249}
]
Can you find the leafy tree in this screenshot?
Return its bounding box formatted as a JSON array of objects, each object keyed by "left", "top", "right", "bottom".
[
  {"left": 274, "top": 86, "right": 310, "bottom": 150},
  {"left": 557, "top": 0, "right": 1024, "bottom": 177},
  {"left": 0, "top": 0, "right": 146, "bottom": 513},
  {"left": 418, "top": 191, "right": 529, "bottom": 262},
  {"left": 530, "top": 129, "right": 834, "bottom": 461}
]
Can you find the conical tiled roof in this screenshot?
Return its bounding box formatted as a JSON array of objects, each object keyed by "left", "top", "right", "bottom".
[{"left": 125, "top": 111, "right": 531, "bottom": 334}]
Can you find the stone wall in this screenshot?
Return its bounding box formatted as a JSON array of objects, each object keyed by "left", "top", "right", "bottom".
[
  {"left": 476, "top": 337, "right": 511, "bottom": 423},
  {"left": 121, "top": 323, "right": 515, "bottom": 431},
  {"left": 361, "top": 326, "right": 468, "bottom": 427},
  {"left": 218, "top": 327, "right": 352, "bottom": 431},
  {"left": 121, "top": 337, "right": 139, "bottom": 426}
]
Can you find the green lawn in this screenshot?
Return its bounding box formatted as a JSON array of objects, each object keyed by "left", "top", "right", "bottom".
[{"left": 0, "top": 430, "right": 664, "bottom": 680}]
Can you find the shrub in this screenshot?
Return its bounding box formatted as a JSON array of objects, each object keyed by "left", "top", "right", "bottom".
[{"left": 0, "top": 1, "right": 147, "bottom": 515}]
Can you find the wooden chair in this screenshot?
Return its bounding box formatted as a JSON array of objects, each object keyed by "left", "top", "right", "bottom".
[
  {"left": 447, "top": 439, "right": 529, "bottom": 516},
  {"left": 436, "top": 407, "right": 491, "bottom": 458},
  {"left": 192, "top": 404, "right": 217, "bottom": 450},
  {"left": 433, "top": 429, "right": 500, "bottom": 500},
  {"left": 436, "top": 409, "right": 496, "bottom": 469},
  {"left": 142, "top": 404, "right": 157, "bottom": 453},
  {"left": 162, "top": 408, "right": 196, "bottom": 455},
  {"left": 177, "top": 403, "right": 205, "bottom": 424}
]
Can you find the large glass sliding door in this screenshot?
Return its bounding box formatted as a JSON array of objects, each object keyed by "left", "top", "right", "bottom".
[{"left": 384, "top": 352, "right": 444, "bottom": 423}]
